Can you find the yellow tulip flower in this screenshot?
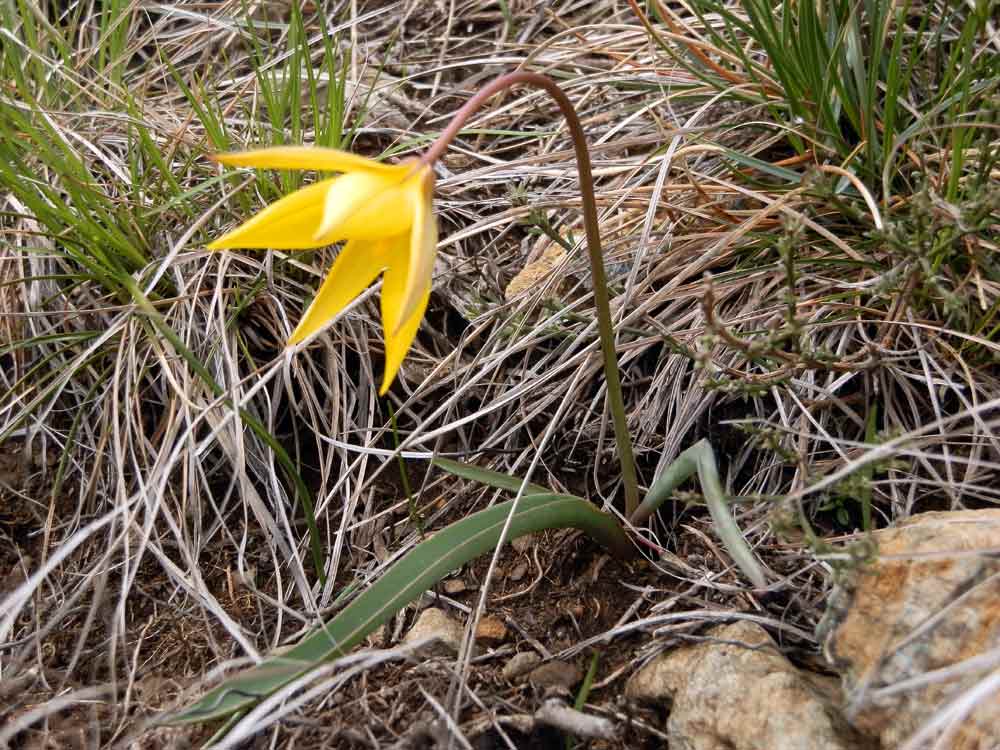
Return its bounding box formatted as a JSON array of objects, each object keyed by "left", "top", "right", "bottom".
[{"left": 207, "top": 146, "right": 437, "bottom": 394}]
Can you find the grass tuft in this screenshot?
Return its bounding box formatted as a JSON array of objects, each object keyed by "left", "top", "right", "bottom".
[{"left": 1, "top": 2, "right": 997, "bottom": 747}]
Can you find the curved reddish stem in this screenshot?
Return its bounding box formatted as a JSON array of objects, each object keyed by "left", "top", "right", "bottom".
[{"left": 422, "top": 72, "right": 640, "bottom": 517}]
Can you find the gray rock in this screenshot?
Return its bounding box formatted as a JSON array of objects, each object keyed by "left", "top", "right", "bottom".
[
  {"left": 503, "top": 651, "right": 541, "bottom": 681},
  {"left": 627, "top": 620, "right": 869, "bottom": 750},
  {"left": 528, "top": 660, "right": 582, "bottom": 691},
  {"left": 509, "top": 560, "right": 529, "bottom": 582},
  {"left": 402, "top": 607, "right": 464, "bottom": 657},
  {"left": 820, "top": 509, "right": 1000, "bottom": 750}
]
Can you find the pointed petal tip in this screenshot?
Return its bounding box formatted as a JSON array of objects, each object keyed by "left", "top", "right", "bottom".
[
  {"left": 288, "top": 314, "right": 331, "bottom": 347},
  {"left": 204, "top": 146, "right": 410, "bottom": 174},
  {"left": 287, "top": 326, "right": 309, "bottom": 347},
  {"left": 205, "top": 238, "right": 230, "bottom": 251},
  {"left": 205, "top": 232, "right": 251, "bottom": 250},
  {"left": 208, "top": 152, "right": 245, "bottom": 165},
  {"left": 208, "top": 151, "right": 271, "bottom": 168}
]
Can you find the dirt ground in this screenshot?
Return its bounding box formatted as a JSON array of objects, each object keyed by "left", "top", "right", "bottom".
[{"left": 1, "top": 433, "right": 824, "bottom": 749}]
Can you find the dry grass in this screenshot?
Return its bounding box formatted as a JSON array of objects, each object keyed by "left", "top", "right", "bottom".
[{"left": 1, "top": 1, "right": 998, "bottom": 748}]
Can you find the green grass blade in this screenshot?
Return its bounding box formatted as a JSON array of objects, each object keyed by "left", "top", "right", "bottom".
[
  {"left": 720, "top": 149, "right": 803, "bottom": 183},
  {"left": 166, "top": 494, "right": 633, "bottom": 725},
  {"left": 566, "top": 652, "right": 600, "bottom": 750},
  {"left": 575, "top": 652, "right": 599, "bottom": 711}
]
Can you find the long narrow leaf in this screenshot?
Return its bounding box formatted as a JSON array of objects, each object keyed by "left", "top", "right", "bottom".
[
  {"left": 695, "top": 445, "right": 768, "bottom": 589},
  {"left": 633, "top": 439, "right": 767, "bottom": 588},
  {"left": 168, "top": 494, "right": 633, "bottom": 725},
  {"left": 433, "top": 456, "right": 549, "bottom": 495}
]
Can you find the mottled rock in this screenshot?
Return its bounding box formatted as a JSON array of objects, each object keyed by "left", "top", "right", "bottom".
[
  {"left": 627, "top": 620, "right": 868, "bottom": 750},
  {"left": 402, "top": 608, "right": 464, "bottom": 656},
  {"left": 503, "top": 651, "right": 541, "bottom": 681},
  {"left": 442, "top": 578, "right": 467, "bottom": 595},
  {"left": 820, "top": 509, "right": 1000, "bottom": 750},
  {"left": 528, "top": 661, "right": 582, "bottom": 691}
]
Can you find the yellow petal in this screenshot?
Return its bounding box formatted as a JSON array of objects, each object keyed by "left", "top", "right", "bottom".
[
  {"left": 393, "top": 168, "right": 437, "bottom": 333},
  {"left": 380, "top": 245, "right": 430, "bottom": 394},
  {"left": 211, "top": 146, "right": 408, "bottom": 175},
  {"left": 287, "top": 238, "right": 396, "bottom": 345},
  {"left": 207, "top": 178, "right": 336, "bottom": 250},
  {"left": 315, "top": 171, "right": 414, "bottom": 243}
]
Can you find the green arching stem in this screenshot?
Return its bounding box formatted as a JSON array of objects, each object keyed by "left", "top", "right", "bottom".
[
  {"left": 632, "top": 439, "right": 766, "bottom": 588},
  {"left": 422, "top": 71, "right": 640, "bottom": 517}
]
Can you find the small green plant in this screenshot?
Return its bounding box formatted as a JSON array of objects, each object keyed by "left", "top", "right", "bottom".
[
  {"left": 168, "top": 72, "right": 768, "bottom": 737},
  {"left": 170, "top": 442, "right": 766, "bottom": 728}
]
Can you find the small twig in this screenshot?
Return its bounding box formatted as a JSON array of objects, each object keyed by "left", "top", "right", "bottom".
[{"left": 534, "top": 698, "right": 618, "bottom": 741}]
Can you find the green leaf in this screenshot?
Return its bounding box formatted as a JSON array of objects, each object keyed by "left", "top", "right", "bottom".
[
  {"left": 433, "top": 457, "right": 550, "bottom": 496},
  {"left": 720, "top": 149, "right": 802, "bottom": 184},
  {"left": 634, "top": 439, "right": 767, "bottom": 588},
  {"left": 167, "top": 494, "right": 634, "bottom": 726}
]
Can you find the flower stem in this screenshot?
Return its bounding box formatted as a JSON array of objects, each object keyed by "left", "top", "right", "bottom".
[{"left": 423, "top": 72, "right": 640, "bottom": 517}]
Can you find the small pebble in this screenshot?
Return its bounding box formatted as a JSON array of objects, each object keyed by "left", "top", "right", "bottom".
[
  {"left": 508, "top": 561, "right": 529, "bottom": 582},
  {"left": 475, "top": 615, "right": 508, "bottom": 645},
  {"left": 502, "top": 651, "right": 541, "bottom": 681},
  {"left": 528, "top": 661, "right": 582, "bottom": 691},
  {"left": 512, "top": 534, "right": 535, "bottom": 553},
  {"left": 402, "top": 608, "right": 464, "bottom": 656}
]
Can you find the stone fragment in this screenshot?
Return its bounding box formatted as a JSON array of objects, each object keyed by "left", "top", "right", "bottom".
[
  {"left": 503, "top": 651, "right": 541, "bottom": 681},
  {"left": 820, "top": 509, "right": 1000, "bottom": 750},
  {"left": 443, "top": 578, "right": 467, "bottom": 595},
  {"left": 475, "top": 615, "right": 508, "bottom": 645},
  {"left": 508, "top": 560, "right": 529, "bottom": 582},
  {"left": 528, "top": 660, "right": 582, "bottom": 692},
  {"left": 402, "top": 608, "right": 464, "bottom": 657},
  {"left": 627, "top": 620, "right": 868, "bottom": 750}
]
